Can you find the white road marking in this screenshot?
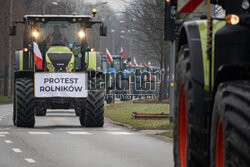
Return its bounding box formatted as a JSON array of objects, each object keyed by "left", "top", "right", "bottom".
[
  {"left": 0, "top": 135, "right": 6, "bottom": 137},
  {"left": 12, "top": 148, "right": 22, "bottom": 153},
  {"left": 4, "top": 140, "right": 13, "bottom": 144},
  {"left": 25, "top": 158, "right": 36, "bottom": 163},
  {"left": 67, "top": 131, "right": 91, "bottom": 135},
  {"left": 108, "top": 132, "right": 134, "bottom": 135},
  {"left": 0, "top": 132, "right": 9, "bottom": 135},
  {"left": 28, "top": 131, "right": 50, "bottom": 135},
  {"left": 54, "top": 128, "right": 83, "bottom": 131},
  {"left": 0, "top": 112, "right": 11, "bottom": 119}
]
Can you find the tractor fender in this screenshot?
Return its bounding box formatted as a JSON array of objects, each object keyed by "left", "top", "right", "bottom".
[
  {"left": 178, "top": 21, "right": 204, "bottom": 87},
  {"left": 14, "top": 70, "right": 34, "bottom": 80},
  {"left": 178, "top": 20, "right": 225, "bottom": 91},
  {"left": 214, "top": 64, "right": 250, "bottom": 95}
]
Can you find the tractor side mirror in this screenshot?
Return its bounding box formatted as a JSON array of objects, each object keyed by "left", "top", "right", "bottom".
[
  {"left": 100, "top": 25, "right": 107, "bottom": 36},
  {"left": 9, "top": 25, "right": 16, "bottom": 36}
]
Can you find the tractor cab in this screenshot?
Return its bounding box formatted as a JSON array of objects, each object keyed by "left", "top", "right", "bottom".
[
  {"left": 112, "top": 55, "right": 123, "bottom": 72},
  {"left": 11, "top": 15, "right": 107, "bottom": 73}
]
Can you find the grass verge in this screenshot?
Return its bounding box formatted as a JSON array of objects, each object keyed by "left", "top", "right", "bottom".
[
  {"left": 0, "top": 96, "right": 13, "bottom": 104},
  {"left": 105, "top": 101, "right": 172, "bottom": 131},
  {"left": 159, "top": 130, "right": 173, "bottom": 138}
]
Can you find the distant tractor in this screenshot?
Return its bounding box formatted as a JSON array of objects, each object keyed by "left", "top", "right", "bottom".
[
  {"left": 101, "top": 55, "right": 115, "bottom": 104},
  {"left": 110, "top": 55, "right": 131, "bottom": 100},
  {"left": 10, "top": 14, "right": 107, "bottom": 128}
]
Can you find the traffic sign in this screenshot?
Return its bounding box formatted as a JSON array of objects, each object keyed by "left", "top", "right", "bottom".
[{"left": 178, "top": 0, "right": 204, "bottom": 13}]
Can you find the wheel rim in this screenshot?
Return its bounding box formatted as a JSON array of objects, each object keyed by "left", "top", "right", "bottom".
[
  {"left": 178, "top": 85, "right": 187, "bottom": 167},
  {"left": 216, "top": 119, "right": 224, "bottom": 167}
]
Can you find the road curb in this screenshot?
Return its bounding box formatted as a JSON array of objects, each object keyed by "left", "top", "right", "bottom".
[{"left": 105, "top": 117, "right": 173, "bottom": 142}]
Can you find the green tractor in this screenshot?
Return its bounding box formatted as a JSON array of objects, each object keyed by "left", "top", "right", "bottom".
[
  {"left": 10, "top": 14, "right": 107, "bottom": 127},
  {"left": 165, "top": 0, "right": 250, "bottom": 166}
]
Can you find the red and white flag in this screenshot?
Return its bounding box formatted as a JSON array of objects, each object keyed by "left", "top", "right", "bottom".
[
  {"left": 33, "top": 42, "right": 43, "bottom": 70},
  {"left": 134, "top": 57, "right": 137, "bottom": 65},
  {"left": 106, "top": 48, "right": 113, "bottom": 64},
  {"left": 120, "top": 47, "right": 124, "bottom": 59}
]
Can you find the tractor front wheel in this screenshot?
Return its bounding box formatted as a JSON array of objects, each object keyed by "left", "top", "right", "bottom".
[
  {"left": 174, "top": 45, "right": 210, "bottom": 167},
  {"left": 83, "top": 77, "right": 104, "bottom": 127},
  {"left": 210, "top": 81, "right": 250, "bottom": 167},
  {"left": 14, "top": 78, "right": 35, "bottom": 128}
]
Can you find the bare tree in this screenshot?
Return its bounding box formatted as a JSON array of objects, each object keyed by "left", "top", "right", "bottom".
[{"left": 122, "top": 0, "right": 169, "bottom": 100}]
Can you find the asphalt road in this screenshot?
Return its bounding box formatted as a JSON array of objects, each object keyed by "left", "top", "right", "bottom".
[{"left": 0, "top": 104, "right": 174, "bottom": 167}]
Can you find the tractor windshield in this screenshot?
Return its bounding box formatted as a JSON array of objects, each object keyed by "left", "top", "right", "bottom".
[
  {"left": 101, "top": 59, "right": 109, "bottom": 73},
  {"left": 113, "top": 59, "right": 121, "bottom": 72},
  {"left": 128, "top": 67, "right": 135, "bottom": 72},
  {"left": 35, "top": 21, "right": 82, "bottom": 51}
]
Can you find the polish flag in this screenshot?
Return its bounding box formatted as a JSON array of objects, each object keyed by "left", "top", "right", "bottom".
[
  {"left": 120, "top": 47, "right": 124, "bottom": 58},
  {"left": 106, "top": 48, "right": 113, "bottom": 64},
  {"left": 33, "top": 42, "right": 43, "bottom": 70},
  {"left": 134, "top": 57, "right": 137, "bottom": 65}
]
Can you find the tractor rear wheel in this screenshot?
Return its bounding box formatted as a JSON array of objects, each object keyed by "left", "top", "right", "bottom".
[
  {"left": 210, "top": 81, "right": 250, "bottom": 167},
  {"left": 83, "top": 77, "right": 104, "bottom": 127},
  {"left": 35, "top": 107, "right": 46, "bottom": 116},
  {"left": 174, "top": 45, "right": 210, "bottom": 167},
  {"left": 13, "top": 84, "right": 17, "bottom": 125},
  {"left": 15, "top": 78, "right": 35, "bottom": 128}
]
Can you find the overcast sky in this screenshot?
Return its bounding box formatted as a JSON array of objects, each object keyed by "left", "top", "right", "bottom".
[{"left": 86, "top": 0, "right": 125, "bottom": 10}]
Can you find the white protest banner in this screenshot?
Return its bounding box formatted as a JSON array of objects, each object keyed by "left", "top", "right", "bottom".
[{"left": 35, "top": 73, "right": 88, "bottom": 98}]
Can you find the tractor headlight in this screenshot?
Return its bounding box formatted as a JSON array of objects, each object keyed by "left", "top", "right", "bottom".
[
  {"left": 225, "top": 14, "right": 240, "bottom": 25},
  {"left": 48, "top": 63, "right": 52, "bottom": 67},
  {"left": 78, "top": 30, "right": 85, "bottom": 39},
  {"left": 69, "top": 63, "right": 73, "bottom": 68},
  {"left": 32, "top": 31, "right": 40, "bottom": 38}
]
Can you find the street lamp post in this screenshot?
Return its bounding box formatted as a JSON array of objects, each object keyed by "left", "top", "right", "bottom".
[
  {"left": 43, "top": 0, "right": 47, "bottom": 14},
  {"left": 119, "top": 18, "right": 136, "bottom": 58},
  {"left": 43, "top": 1, "right": 66, "bottom": 15},
  {"left": 111, "top": 29, "right": 115, "bottom": 54}
]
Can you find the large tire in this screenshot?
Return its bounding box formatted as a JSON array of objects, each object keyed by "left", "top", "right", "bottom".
[
  {"left": 83, "top": 77, "right": 104, "bottom": 127},
  {"left": 35, "top": 107, "right": 46, "bottom": 116},
  {"left": 13, "top": 84, "right": 17, "bottom": 125},
  {"left": 14, "top": 78, "right": 35, "bottom": 128},
  {"left": 174, "top": 45, "right": 210, "bottom": 167},
  {"left": 210, "top": 81, "right": 250, "bottom": 167}
]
